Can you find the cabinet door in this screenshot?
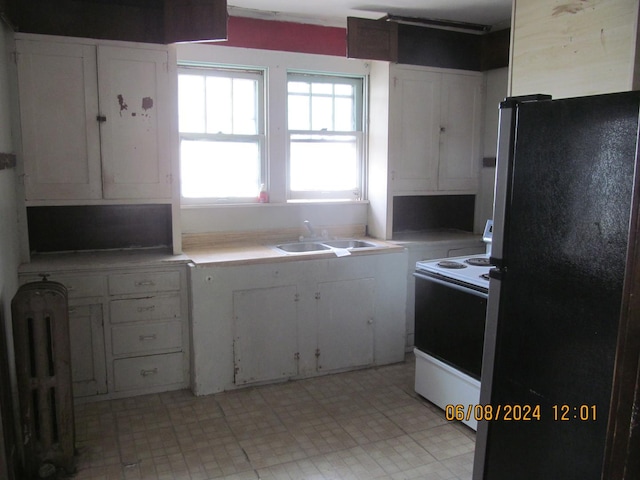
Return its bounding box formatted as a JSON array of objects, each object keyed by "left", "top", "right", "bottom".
[
  {"left": 389, "top": 67, "right": 441, "bottom": 194},
  {"left": 68, "top": 304, "right": 107, "bottom": 397},
  {"left": 232, "top": 286, "right": 298, "bottom": 385},
  {"left": 17, "top": 40, "right": 102, "bottom": 200},
  {"left": 438, "top": 73, "right": 483, "bottom": 191},
  {"left": 347, "top": 17, "right": 398, "bottom": 61},
  {"left": 97, "top": 46, "right": 172, "bottom": 199},
  {"left": 317, "top": 278, "right": 375, "bottom": 372}
]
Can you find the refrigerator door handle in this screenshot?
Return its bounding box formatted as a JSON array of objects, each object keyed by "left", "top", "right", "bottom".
[{"left": 491, "top": 101, "right": 515, "bottom": 265}]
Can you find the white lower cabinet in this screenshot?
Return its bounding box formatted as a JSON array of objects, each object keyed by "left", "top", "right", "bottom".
[
  {"left": 111, "top": 320, "right": 183, "bottom": 355},
  {"left": 316, "top": 278, "right": 374, "bottom": 372},
  {"left": 233, "top": 286, "right": 299, "bottom": 385},
  {"left": 189, "top": 250, "right": 407, "bottom": 395},
  {"left": 68, "top": 304, "right": 107, "bottom": 397},
  {"left": 113, "top": 352, "right": 184, "bottom": 392},
  {"left": 19, "top": 263, "right": 189, "bottom": 400}
]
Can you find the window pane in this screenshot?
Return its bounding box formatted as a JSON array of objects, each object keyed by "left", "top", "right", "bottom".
[
  {"left": 288, "top": 82, "right": 310, "bottom": 94},
  {"left": 335, "top": 84, "right": 353, "bottom": 96},
  {"left": 233, "top": 78, "right": 258, "bottom": 135},
  {"left": 288, "top": 95, "right": 309, "bottom": 130},
  {"left": 334, "top": 98, "right": 354, "bottom": 131},
  {"left": 289, "top": 135, "right": 358, "bottom": 191},
  {"left": 206, "top": 76, "right": 233, "bottom": 134},
  {"left": 312, "top": 83, "right": 333, "bottom": 95},
  {"left": 181, "top": 140, "right": 261, "bottom": 198},
  {"left": 311, "top": 96, "right": 333, "bottom": 130},
  {"left": 178, "top": 75, "right": 205, "bottom": 133}
]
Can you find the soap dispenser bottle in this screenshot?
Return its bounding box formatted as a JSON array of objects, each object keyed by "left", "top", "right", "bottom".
[{"left": 258, "top": 183, "right": 269, "bottom": 203}]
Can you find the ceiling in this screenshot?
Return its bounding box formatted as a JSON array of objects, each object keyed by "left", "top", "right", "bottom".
[{"left": 227, "top": 0, "right": 513, "bottom": 30}]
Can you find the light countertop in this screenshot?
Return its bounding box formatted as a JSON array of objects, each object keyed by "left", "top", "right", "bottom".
[
  {"left": 185, "top": 238, "right": 405, "bottom": 267},
  {"left": 19, "top": 248, "right": 190, "bottom": 274},
  {"left": 18, "top": 230, "right": 482, "bottom": 273}
]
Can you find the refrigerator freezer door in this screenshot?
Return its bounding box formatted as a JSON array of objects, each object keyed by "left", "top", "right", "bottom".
[{"left": 474, "top": 91, "right": 640, "bottom": 480}]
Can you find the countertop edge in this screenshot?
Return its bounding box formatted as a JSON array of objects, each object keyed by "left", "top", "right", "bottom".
[
  {"left": 19, "top": 249, "right": 191, "bottom": 274},
  {"left": 185, "top": 239, "right": 406, "bottom": 267},
  {"left": 18, "top": 231, "right": 483, "bottom": 273}
]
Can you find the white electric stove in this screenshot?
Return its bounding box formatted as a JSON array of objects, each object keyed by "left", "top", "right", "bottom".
[{"left": 413, "top": 221, "right": 493, "bottom": 430}]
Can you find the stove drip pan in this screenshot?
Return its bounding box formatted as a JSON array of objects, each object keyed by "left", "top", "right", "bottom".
[
  {"left": 437, "top": 260, "right": 467, "bottom": 269},
  {"left": 465, "top": 257, "right": 491, "bottom": 267}
]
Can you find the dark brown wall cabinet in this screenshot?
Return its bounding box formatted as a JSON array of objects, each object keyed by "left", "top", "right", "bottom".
[
  {"left": 165, "top": 0, "right": 228, "bottom": 43},
  {"left": 347, "top": 17, "right": 397, "bottom": 62},
  {"left": 347, "top": 16, "right": 509, "bottom": 71},
  {"left": 2, "top": 0, "right": 227, "bottom": 44}
]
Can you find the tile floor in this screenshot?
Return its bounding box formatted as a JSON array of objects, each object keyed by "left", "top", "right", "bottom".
[{"left": 72, "top": 355, "right": 476, "bottom": 480}]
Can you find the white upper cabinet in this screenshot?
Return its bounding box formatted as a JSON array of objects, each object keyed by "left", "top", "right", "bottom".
[
  {"left": 97, "top": 46, "right": 172, "bottom": 199},
  {"left": 17, "top": 40, "right": 102, "bottom": 200},
  {"left": 389, "top": 68, "right": 441, "bottom": 192},
  {"left": 16, "top": 36, "right": 174, "bottom": 202},
  {"left": 389, "top": 65, "right": 483, "bottom": 195},
  {"left": 438, "top": 72, "right": 483, "bottom": 191}
]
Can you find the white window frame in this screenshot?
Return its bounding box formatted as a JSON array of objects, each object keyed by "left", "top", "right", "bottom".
[
  {"left": 286, "top": 72, "right": 365, "bottom": 201},
  {"left": 178, "top": 65, "right": 266, "bottom": 204}
]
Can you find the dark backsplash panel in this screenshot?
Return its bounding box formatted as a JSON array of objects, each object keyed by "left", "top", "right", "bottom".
[
  {"left": 27, "top": 204, "right": 172, "bottom": 253},
  {"left": 392, "top": 195, "right": 475, "bottom": 233}
]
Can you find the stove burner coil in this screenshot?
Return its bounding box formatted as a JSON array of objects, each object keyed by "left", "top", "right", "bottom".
[
  {"left": 465, "top": 257, "right": 491, "bottom": 267},
  {"left": 437, "top": 260, "right": 467, "bottom": 269},
  {"left": 480, "top": 273, "right": 491, "bottom": 281}
]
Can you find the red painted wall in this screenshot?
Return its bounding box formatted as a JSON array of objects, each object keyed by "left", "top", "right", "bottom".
[{"left": 212, "top": 16, "right": 347, "bottom": 57}]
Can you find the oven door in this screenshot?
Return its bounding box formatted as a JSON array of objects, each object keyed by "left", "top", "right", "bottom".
[{"left": 413, "top": 272, "right": 487, "bottom": 380}]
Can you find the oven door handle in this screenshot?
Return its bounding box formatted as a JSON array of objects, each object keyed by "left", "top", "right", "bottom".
[{"left": 413, "top": 271, "right": 488, "bottom": 299}]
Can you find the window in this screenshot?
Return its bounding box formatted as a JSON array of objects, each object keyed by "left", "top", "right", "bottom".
[
  {"left": 287, "top": 73, "right": 364, "bottom": 200},
  {"left": 178, "top": 67, "right": 265, "bottom": 202}
]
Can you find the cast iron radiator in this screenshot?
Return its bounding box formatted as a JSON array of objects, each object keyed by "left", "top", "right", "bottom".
[{"left": 11, "top": 277, "right": 75, "bottom": 477}]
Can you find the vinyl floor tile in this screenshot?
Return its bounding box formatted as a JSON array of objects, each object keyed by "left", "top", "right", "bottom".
[{"left": 69, "top": 354, "right": 476, "bottom": 480}]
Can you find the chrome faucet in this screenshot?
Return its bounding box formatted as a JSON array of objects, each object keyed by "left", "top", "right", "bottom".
[{"left": 303, "top": 220, "right": 316, "bottom": 238}]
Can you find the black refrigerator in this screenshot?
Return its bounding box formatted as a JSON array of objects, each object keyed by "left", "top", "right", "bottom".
[{"left": 473, "top": 91, "right": 640, "bottom": 479}]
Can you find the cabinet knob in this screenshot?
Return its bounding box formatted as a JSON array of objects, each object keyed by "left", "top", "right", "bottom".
[
  {"left": 96, "top": 115, "right": 107, "bottom": 123},
  {"left": 440, "top": 126, "right": 446, "bottom": 133}
]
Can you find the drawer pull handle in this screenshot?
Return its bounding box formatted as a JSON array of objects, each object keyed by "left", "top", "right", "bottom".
[
  {"left": 135, "top": 280, "right": 155, "bottom": 287},
  {"left": 137, "top": 306, "right": 156, "bottom": 313},
  {"left": 139, "top": 334, "right": 157, "bottom": 341},
  {"left": 140, "top": 368, "right": 158, "bottom": 377}
]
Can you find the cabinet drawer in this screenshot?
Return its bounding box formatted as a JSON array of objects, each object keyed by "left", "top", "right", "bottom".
[
  {"left": 108, "top": 271, "right": 180, "bottom": 295},
  {"left": 111, "top": 321, "right": 182, "bottom": 356},
  {"left": 22, "top": 274, "right": 105, "bottom": 299},
  {"left": 110, "top": 295, "right": 181, "bottom": 324},
  {"left": 113, "top": 352, "right": 183, "bottom": 392}
]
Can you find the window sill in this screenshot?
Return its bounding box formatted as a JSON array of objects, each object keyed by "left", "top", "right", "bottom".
[{"left": 181, "top": 199, "right": 370, "bottom": 209}]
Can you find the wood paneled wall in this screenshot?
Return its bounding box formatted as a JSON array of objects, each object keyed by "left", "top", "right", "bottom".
[{"left": 510, "top": 0, "right": 640, "bottom": 98}]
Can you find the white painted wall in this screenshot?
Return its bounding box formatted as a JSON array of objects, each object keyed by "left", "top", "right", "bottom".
[
  {"left": 366, "top": 61, "right": 392, "bottom": 240},
  {"left": 181, "top": 201, "right": 367, "bottom": 234},
  {"left": 0, "top": 19, "right": 21, "bottom": 479},
  {"left": 176, "top": 44, "right": 370, "bottom": 236}
]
